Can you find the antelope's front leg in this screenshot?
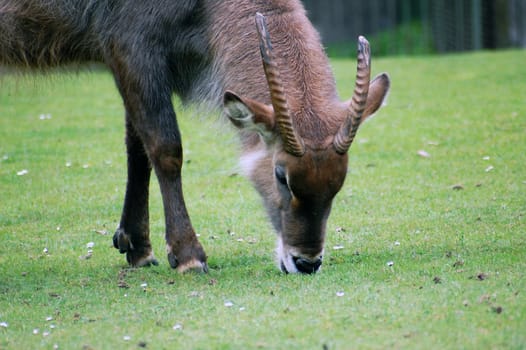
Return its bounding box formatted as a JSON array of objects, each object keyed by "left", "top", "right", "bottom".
[
  {"left": 155, "top": 145, "right": 208, "bottom": 273},
  {"left": 123, "top": 111, "right": 207, "bottom": 272},
  {"left": 113, "top": 116, "right": 158, "bottom": 267},
  {"left": 110, "top": 58, "right": 207, "bottom": 272}
]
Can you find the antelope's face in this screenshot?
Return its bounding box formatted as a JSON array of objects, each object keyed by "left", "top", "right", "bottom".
[
  {"left": 271, "top": 147, "right": 348, "bottom": 273},
  {"left": 223, "top": 14, "right": 390, "bottom": 274}
]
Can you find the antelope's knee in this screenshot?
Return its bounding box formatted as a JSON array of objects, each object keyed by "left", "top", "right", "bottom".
[{"left": 149, "top": 142, "right": 183, "bottom": 175}]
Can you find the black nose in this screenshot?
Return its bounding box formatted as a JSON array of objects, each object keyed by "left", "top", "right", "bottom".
[{"left": 293, "top": 256, "right": 322, "bottom": 274}]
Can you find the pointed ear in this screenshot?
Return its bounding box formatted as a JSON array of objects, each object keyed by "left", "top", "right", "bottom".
[
  {"left": 345, "top": 73, "right": 390, "bottom": 123},
  {"left": 223, "top": 91, "right": 276, "bottom": 141},
  {"left": 363, "top": 73, "right": 390, "bottom": 119}
]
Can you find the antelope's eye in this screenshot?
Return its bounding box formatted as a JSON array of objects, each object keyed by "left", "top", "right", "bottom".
[{"left": 274, "top": 166, "right": 287, "bottom": 185}]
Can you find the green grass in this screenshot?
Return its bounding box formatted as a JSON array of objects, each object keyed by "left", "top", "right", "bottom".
[{"left": 1, "top": 50, "right": 525, "bottom": 349}]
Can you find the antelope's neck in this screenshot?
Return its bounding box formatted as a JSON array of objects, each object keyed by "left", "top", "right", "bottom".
[{"left": 208, "top": 1, "right": 341, "bottom": 142}]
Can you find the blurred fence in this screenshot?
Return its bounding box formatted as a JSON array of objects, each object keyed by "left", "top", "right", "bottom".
[{"left": 301, "top": 0, "right": 526, "bottom": 56}]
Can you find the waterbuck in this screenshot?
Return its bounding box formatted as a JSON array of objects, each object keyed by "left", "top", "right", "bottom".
[{"left": 0, "top": 0, "right": 390, "bottom": 274}]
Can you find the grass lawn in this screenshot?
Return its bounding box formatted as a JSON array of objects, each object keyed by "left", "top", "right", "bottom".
[{"left": 1, "top": 49, "right": 525, "bottom": 349}]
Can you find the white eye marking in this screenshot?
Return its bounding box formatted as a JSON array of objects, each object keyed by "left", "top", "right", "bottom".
[{"left": 239, "top": 148, "right": 266, "bottom": 177}]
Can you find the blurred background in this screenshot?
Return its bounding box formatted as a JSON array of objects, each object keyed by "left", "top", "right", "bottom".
[{"left": 301, "top": 0, "right": 526, "bottom": 57}]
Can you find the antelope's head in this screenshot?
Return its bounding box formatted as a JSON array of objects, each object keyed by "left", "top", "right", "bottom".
[{"left": 223, "top": 13, "right": 390, "bottom": 274}]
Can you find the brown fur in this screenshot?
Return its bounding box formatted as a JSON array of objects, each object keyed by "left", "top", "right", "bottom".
[
  {"left": 208, "top": 0, "right": 342, "bottom": 142},
  {"left": 1, "top": 0, "right": 390, "bottom": 273}
]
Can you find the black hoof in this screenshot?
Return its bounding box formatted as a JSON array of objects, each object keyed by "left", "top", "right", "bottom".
[
  {"left": 167, "top": 252, "right": 208, "bottom": 273},
  {"left": 113, "top": 228, "right": 156, "bottom": 267}
]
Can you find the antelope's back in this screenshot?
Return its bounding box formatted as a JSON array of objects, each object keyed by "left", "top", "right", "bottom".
[{"left": 0, "top": 0, "right": 321, "bottom": 110}]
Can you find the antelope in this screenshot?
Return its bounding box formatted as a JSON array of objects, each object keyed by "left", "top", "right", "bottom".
[{"left": 0, "top": 0, "right": 390, "bottom": 274}]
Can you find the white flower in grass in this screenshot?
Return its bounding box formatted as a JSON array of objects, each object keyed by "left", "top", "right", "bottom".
[
  {"left": 387, "top": 261, "right": 394, "bottom": 267},
  {"left": 17, "top": 169, "right": 28, "bottom": 176},
  {"left": 86, "top": 242, "right": 95, "bottom": 249},
  {"left": 336, "top": 291, "right": 345, "bottom": 297},
  {"left": 333, "top": 245, "right": 344, "bottom": 250},
  {"left": 173, "top": 324, "right": 183, "bottom": 331},
  {"left": 0, "top": 322, "right": 8, "bottom": 328},
  {"left": 33, "top": 328, "right": 39, "bottom": 335},
  {"left": 46, "top": 316, "right": 53, "bottom": 321},
  {"left": 123, "top": 335, "right": 131, "bottom": 341},
  {"left": 224, "top": 301, "right": 233, "bottom": 307},
  {"left": 417, "top": 150, "right": 430, "bottom": 158}
]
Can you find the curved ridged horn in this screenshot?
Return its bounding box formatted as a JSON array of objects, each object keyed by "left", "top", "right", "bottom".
[
  {"left": 255, "top": 12, "right": 305, "bottom": 157},
  {"left": 333, "top": 36, "right": 371, "bottom": 154}
]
